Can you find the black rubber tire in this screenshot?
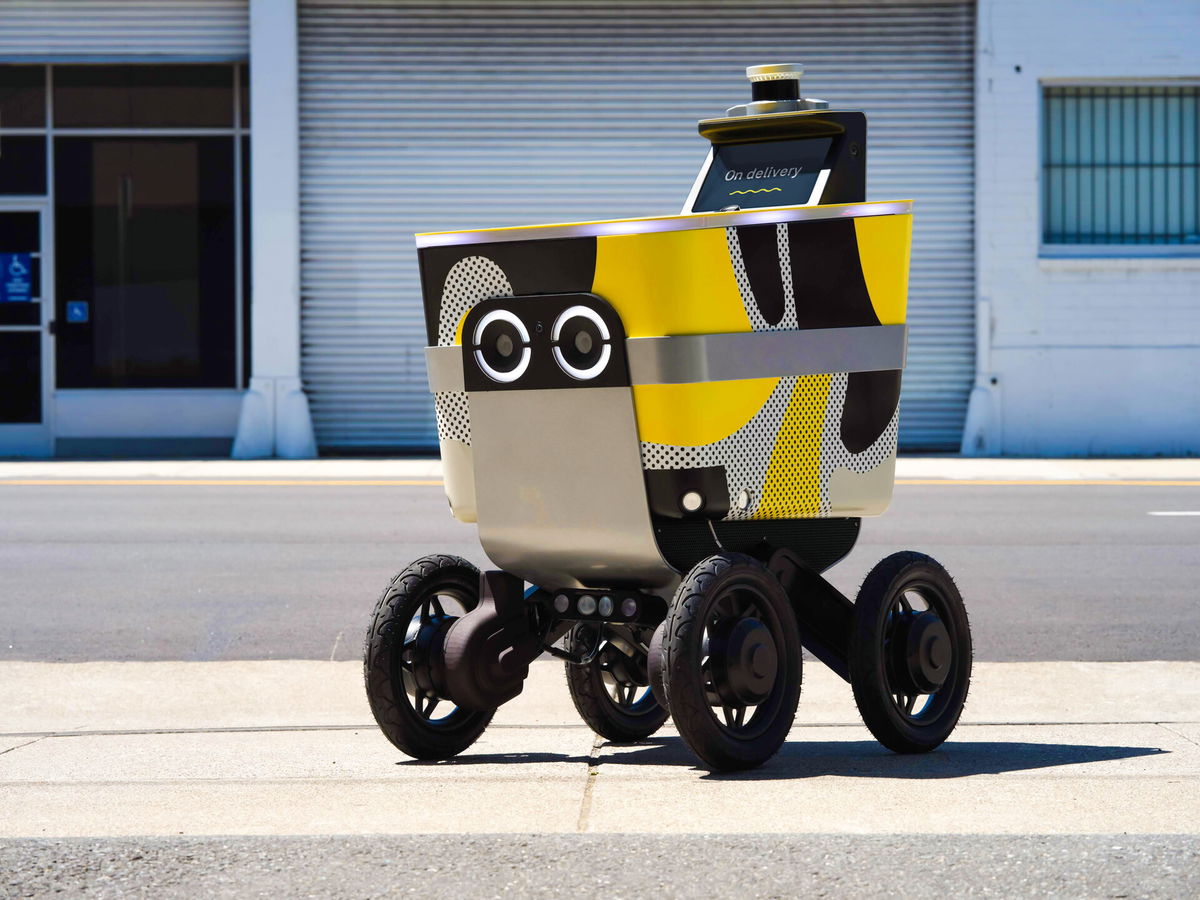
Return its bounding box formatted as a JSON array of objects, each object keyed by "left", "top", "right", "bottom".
[
  {"left": 662, "top": 552, "right": 802, "bottom": 772},
  {"left": 363, "top": 554, "right": 495, "bottom": 760},
  {"left": 564, "top": 642, "right": 669, "bottom": 742},
  {"left": 850, "top": 551, "right": 972, "bottom": 754},
  {"left": 647, "top": 621, "right": 669, "bottom": 713}
]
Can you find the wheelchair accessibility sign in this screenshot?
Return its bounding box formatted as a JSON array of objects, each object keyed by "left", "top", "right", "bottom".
[{"left": 0, "top": 253, "right": 33, "bottom": 303}]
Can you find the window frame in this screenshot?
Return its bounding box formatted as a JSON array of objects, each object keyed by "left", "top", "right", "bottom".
[
  {"left": 1039, "top": 78, "right": 1200, "bottom": 259},
  {"left": 0, "top": 62, "right": 250, "bottom": 385}
]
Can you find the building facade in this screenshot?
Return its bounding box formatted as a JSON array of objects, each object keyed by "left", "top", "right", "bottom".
[{"left": 0, "top": 0, "right": 1194, "bottom": 458}]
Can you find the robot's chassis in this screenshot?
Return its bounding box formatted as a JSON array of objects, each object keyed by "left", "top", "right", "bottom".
[{"left": 364, "top": 545, "right": 971, "bottom": 772}]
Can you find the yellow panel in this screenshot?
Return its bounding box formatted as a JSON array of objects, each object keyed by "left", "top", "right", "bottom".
[
  {"left": 593, "top": 229, "right": 751, "bottom": 338},
  {"left": 754, "top": 374, "right": 831, "bottom": 519},
  {"left": 854, "top": 213, "right": 912, "bottom": 325},
  {"left": 633, "top": 378, "right": 779, "bottom": 447}
]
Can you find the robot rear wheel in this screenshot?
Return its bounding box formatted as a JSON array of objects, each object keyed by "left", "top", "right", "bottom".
[
  {"left": 363, "top": 554, "right": 495, "bottom": 760},
  {"left": 849, "top": 551, "right": 972, "bottom": 753},
  {"left": 564, "top": 623, "right": 669, "bottom": 742},
  {"left": 662, "top": 552, "right": 803, "bottom": 772}
]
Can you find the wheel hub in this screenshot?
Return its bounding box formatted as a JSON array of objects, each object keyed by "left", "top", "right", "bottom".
[
  {"left": 406, "top": 615, "right": 455, "bottom": 700},
  {"left": 711, "top": 617, "right": 778, "bottom": 706},
  {"left": 903, "top": 611, "right": 952, "bottom": 694}
]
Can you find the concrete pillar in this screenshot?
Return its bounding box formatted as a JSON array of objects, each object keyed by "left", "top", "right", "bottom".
[{"left": 232, "top": 0, "right": 317, "bottom": 459}]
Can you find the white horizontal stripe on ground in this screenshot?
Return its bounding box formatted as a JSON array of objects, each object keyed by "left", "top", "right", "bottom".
[
  {"left": 1148, "top": 511, "right": 1200, "bottom": 516},
  {"left": 0, "top": 457, "right": 1198, "bottom": 481}
]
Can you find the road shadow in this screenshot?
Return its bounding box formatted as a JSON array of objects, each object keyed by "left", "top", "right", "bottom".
[
  {"left": 598, "top": 736, "right": 1168, "bottom": 780},
  {"left": 393, "top": 736, "right": 1167, "bottom": 778}
]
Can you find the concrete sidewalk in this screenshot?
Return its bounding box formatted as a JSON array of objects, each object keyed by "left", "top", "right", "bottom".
[
  {"left": 3, "top": 660, "right": 1197, "bottom": 837},
  {"left": 0, "top": 457, "right": 1198, "bottom": 481}
]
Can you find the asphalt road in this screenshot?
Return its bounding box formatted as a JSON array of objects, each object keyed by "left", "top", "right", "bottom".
[
  {"left": 4, "top": 834, "right": 1199, "bottom": 899},
  {"left": 1, "top": 481, "right": 1197, "bottom": 662}
]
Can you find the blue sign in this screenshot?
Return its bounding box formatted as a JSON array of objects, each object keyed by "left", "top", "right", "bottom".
[
  {"left": 0, "top": 253, "right": 33, "bottom": 303},
  {"left": 66, "top": 301, "right": 90, "bottom": 324}
]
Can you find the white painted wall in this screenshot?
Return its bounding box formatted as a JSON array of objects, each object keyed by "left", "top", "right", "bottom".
[
  {"left": 232, "top": 0, "right": 316, "bottom": 458},
  {"left": 969, "top": 0, "right": 1200, "bottom": 456}
]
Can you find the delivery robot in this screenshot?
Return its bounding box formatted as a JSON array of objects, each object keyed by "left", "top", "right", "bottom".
[{"left": 364, "top": 64, "right": 972, "bottom": 772}]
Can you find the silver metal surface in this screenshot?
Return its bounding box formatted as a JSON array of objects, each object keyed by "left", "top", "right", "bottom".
[
  {"left": 626, "top": 325, "right": 908, "bottom": 385},
  {"left": 725, "top": 98, "right": 830, "bottom": 116},
  {"left": 415, "top": 201, "right": 912, "bottom": 248},
  {"left": 425, "top": 346, "right": 465, "bottom": 392},
  {"left": 470, "top": 387, "right": 676, "bottom": 590}
]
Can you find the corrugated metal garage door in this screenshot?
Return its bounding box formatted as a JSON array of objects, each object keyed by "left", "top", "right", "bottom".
[
  {"left": 0, "top": 1, "right": 248, "bottom": 58},
  {"left": 299, "top": 0, "right": 974, "bottom": 450}
]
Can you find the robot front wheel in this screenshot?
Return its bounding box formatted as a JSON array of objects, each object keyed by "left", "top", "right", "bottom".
[
  {"left": 363, "top": 554, "right": 495, "bottom": 760},
  {"left": 660, "top": 552, "right": 804, "bottom": 771}
]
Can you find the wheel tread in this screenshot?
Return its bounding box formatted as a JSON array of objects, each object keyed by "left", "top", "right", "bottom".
[
  {"left": 849, "top": 551, "right": 972, "bottom": 754},
  {"left": 363, "top": 554, "right": 494, "bottom": 760}
]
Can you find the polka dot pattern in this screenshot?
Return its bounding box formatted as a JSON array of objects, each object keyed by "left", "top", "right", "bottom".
[
  {"left": 437, "top": 255, "right": 513, "bottom": 347},
  {"left": 641, "top": 376, "right": 793, "bottom": 520},
  {"left": 819, "top": 372, "right": 900, "bottom": 493},
  {"left": 434, "top": 390, "right": 471, "bottom": 445},
  {"left": 432, "top": 255, "right": 513, "bottom": 446},
  {"left": 642, "top": 229, "right": 899, "bottom": 520},
  {"left": 754, "top": 374, "right": 830, "bottom": 519}
]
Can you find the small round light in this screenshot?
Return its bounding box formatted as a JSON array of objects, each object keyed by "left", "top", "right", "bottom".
[
  {"left": 597, "top": 595, "right": 614, "bottom": 618},
  {"left": 736, "top": 489, "right": 752, "bottom": 511},
  {"left": 620, "top": 597, "right": 638, "bottom": 618},
  {"left": 577, "top": 594, "right": 597, "bottom": 616},
  {"left": 680, "top": 491, "right": 704, "bottom": 513},
  {"left": 553, "top": 594, "right": 570, "bottom": 613}
]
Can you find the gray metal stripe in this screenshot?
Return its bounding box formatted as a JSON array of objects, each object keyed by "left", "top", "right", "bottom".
[
  {"left": 626, "top": 325, "right": 908, "bottom": 385},
  {"left": 429, "top": 325, "right": 908, "bottom": 392},
  {"left": 414, "top": 201, "right": 913, "bottom": 249},
  {"left": 425, "top": 346, "right": 464, "bottom": 392}
]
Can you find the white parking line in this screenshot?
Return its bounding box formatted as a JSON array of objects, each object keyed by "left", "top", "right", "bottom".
[{"left": 1148, "top": 511, "right": 1200, "bottom": 516}]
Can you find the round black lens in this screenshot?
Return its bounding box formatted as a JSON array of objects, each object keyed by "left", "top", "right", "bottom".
[
  {"left": 478, "top": 318, "right": 525, "bottom": 373},
  {"left": 556, "top": 315, "right": 605, "bottom": 371}
]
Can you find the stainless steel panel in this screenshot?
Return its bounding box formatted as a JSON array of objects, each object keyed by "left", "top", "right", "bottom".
[
  {"left": 425, "top": 345, "right": 464, "bottom": 392},
  {"left": 626, "top": 325, "right": 908, "bottom": 385},
  {"left": 471, "top": 386, "right": 675, "bottom": 590}
]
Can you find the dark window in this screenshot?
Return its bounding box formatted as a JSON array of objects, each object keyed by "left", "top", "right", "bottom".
[
  {"left": 0, "top": 211, "right": 39, "bottom": 250},
  {"left": 240, "top": 134, "right": 251, "bottom": 386},
  {"left": 0, "top": 211, "right": 42, "bottom": 326},
  {"left": 239, "top": 64, "right": 250, "bottom": 128},
  {"left": 0, "top": 331, "right": 41, "bottom": 423},
  {"left": 55, "top": 137, "right": 237, "bottom": 388},
  {"left": 0, "top": 65, "right": 46, "bottom": 127},
  {"left": 1043, "top": 85, "right": 1200, "bottom": 246},
  {"left": 0, "top": 136, "right": 47, "bottom": 195},
  {"left": 54, "top": 65, "right": 234, "bottom": 129}
]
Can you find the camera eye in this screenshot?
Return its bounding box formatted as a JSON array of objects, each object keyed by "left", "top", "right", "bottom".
[
  {"left": 551, "top": 305, "right": 611, "bottom": 380},
  {"left": 473, "top": 309, "right": 531, "bottom": 383}
]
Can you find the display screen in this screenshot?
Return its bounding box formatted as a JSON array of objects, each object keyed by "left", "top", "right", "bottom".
[{"left": 691, "top": 137, "right": 832, "bottom": 212}]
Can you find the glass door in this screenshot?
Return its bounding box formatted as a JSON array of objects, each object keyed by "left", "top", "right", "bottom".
[{"left": 0, "top": 204, "right": 52, "bottom": 456}]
